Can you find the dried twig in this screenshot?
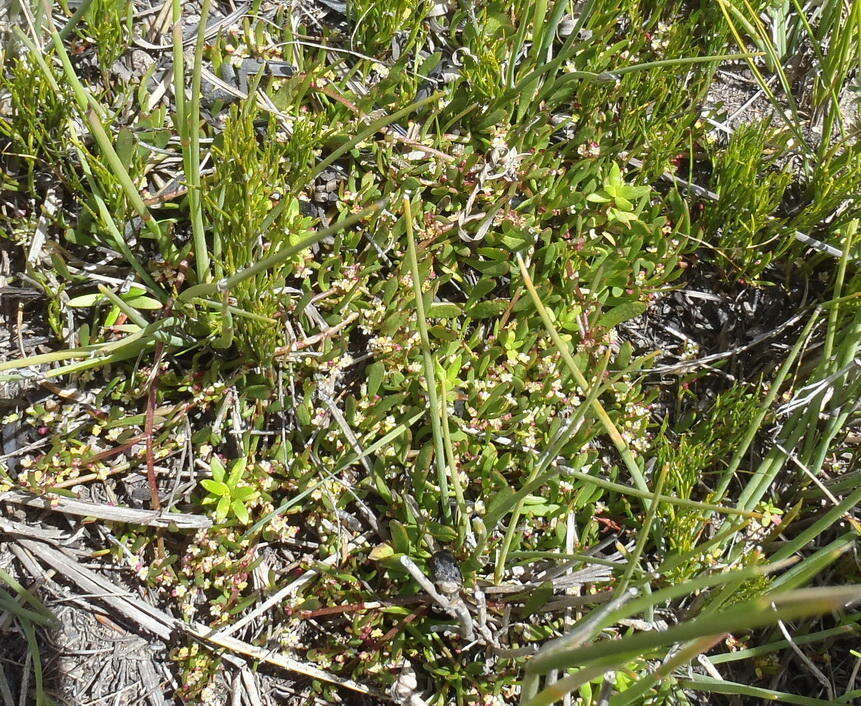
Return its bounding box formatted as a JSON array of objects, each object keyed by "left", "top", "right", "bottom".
[
  {"left": 216, "top": 532, "right": 371, "bottom": 638},
  {"left": 186, "top": 625, "right": 390, "bottom": 700},
  {"left": 777, "top": 618, "right": 835, "bottom": 700},
  {"left": 12, "top": 532, "right": 387, "bottom": 699},
  {"left": 399, "top": 556, "right": 475, "bottom": 642},
  {"left": 647, "top": 309, "right": 809, "bottom": 375},
  {"left": 0, "top": 491, "right": 211, "bottom": 529},
  {"left": 275, "top": 311, "right": 359, "bottom": 355},
  {"left": 15, "top": 535, "right": 174, "bottom": 641}
]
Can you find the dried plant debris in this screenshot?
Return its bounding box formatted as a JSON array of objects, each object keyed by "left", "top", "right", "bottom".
[{"left": 0, "top": 0, "right": 859, "bottom": 704}]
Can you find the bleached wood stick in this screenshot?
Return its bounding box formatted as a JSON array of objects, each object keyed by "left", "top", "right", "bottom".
[
  {"left": 1, "top": 490, "right": 212, "bottom": 529},
  {"left": 11, "top": 532, "right": 385, "bottom": 699}
]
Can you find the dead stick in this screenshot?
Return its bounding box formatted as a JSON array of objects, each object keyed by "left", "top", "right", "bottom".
[{"left": 274, "top": 312, "right": 359, "bottom": 355}]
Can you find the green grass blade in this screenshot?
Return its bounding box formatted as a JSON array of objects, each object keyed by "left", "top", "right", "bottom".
[
  {"left": 20, "top": 17, "right": 161, "bottom": 240},
  {"left": 0, "top": 593, "right": 55, "bottom": 627},
  {"left": 186, "top": 0, "right": 212, "bottom": 282},
  {"left": 494, "top": 350, "right": 609, "bottom": 583},
  {"left": 615, "top": 462, "right": 668, "bottom": 592},
  {"left": 679, "top": 674, "right": 838, "bottom": 705},
  {"left": 523, "top": 665, "right": 609, "bottom": 706},
  {"left": 180, "top": 202, "right": 383, "bottom": 301},
  {"left": 311, "top": 92, "right": 442, "bottom": 180},
  {"left": 516, "top": 254, "right": 648, "bottom": 493},
  {"left": 713, "top": 308, "right": 819, "bottom": 502},
  {"left": 440, "top": 374, "right": 471, "bottom": 547},
  {"left": 555, "top": 464, "right": 758, "bottom": 517},
  {"left": 404, "top": 196, "right": 450, "bottom": 524},
  {"left": 21, "top": 620, "right": 47, "bottom": 706},
  {"left": 768, "top": 533, "right": 856, "bottom": 591},
  {"left": 526, "top": 585, "right": 861, "bottom": 674},
  {"left": 76, "top": 147, "right": 168, "bottom": 302},
  {"left": 58, "top": 0, "right": 95, "bottom": 40},
  {"left": 608, "top": 635, "right": 723, "bottom": 706},
  {"left": 771, "top": 485, "right": 861, "bottom": 562},
  {"left": 97, "top": 285, "right": 151, "bottom": 328},
  {"left": 709, "top": 611, "right": 861, "bottom": 664},
  {"left": 0, "top": 570, "right": 56, "bottom": 624}
]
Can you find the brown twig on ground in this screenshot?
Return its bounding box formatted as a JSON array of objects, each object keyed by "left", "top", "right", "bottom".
[
  {"left": 145, "top": 351, "right": 164, "bottom": 512},
  {"left": 367, "top": 606, "right": 430, "bottom": 651},
  {"left": 51, "top": 447, "right": 176, "bottom": 489},
  {"left": 143, "top": 184, "right": 189, "bottom": 206}
]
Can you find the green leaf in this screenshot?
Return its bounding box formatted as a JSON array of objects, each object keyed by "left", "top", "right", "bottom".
[
  {"left": 607, "top": 162, "right": 623, "bottom": 187},
  {"left": 369, "top": 543, "right": 395, "bottom": 561},
  {"left": 104, "top": 304, "right": 121, "bottom": 328},
  {"left": 231, "top": 499, "right": 250, "bottom": 524},
  {"left": 483, "top": 482, "right": 517, "bottom": 530},
  {"left": 67, "top": 293, "right": 105, "bottom": 307},
  {"left": 428, "top": 522, "right": 458, "bottom": 542},
  {"left": 367, "top": 361, "right": 385, "bottom": 397},
  {"left": 67, "top": 293, "right": 162, "bottom": 310},
  {"left": 122, "top": 295, "right": 162, "bottom": 310},
  {"left": 607, "top": 208, "right": 637, "bottom": 225},
  {"left": 586, "top": 192, "right": 610, "bottom": 203},
  {"left": 228, "top": 457, "right": 247, "bottom": 487},
  {"left": 620, "top": 184, "right": 650, "bottom": 199},
  {"left": 598, "top": 301, "right": 647, "bottom": 329},
  {"left": 201, "top": 479, "right": 229, "bottom": 496},
  {"left": 467, "top": 300, "right": 508, "bottom": 319},
  {"left": 428, "top": 325, "right": 460, "bottom": 341},
  {"left": 210, "top": 456, "right": 225, "bottom": 482},
  {"left": 232, "top": 486, "right": 256, "bottom": 501},
  {"left": 467, "top": 278, "right": 496, "bottom": 304},
  {"left": 216, "top": 495, "right": 230, "bottom": 520},
  {"left": 390, "top": 520, "right": 412, "bottom": 554},
  {"left": 243, "top": 385, "right": 272, "bottom": 400},
  {"left": 428, "top": 302, "right": 463, "bottom": 318}
]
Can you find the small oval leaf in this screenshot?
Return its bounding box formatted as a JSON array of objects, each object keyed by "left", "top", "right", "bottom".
[{"left": 598, "top": 301, "right": 647, "bottom": 329}]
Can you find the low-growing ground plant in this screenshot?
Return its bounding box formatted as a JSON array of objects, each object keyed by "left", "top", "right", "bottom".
[{"left": 0, "top": 0, "right": 859, "bottom": 704}]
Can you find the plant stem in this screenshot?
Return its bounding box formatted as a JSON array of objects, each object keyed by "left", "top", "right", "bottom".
[
  {"left": 516, "top": 253, "right": 649, "bottom": 493},
  {"left": 404, "top": 197, "right": 451, "bottom": 524},
  {"left": 187, "top": 0, "right": 212, "bottom": 282},
  {"left": 179, "top": 203, "right": 383, "bottom": 302}
]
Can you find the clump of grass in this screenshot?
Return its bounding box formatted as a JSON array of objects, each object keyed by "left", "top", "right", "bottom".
[
  {"left": 348, "top": 0, "right": 429, "bottom": 58},
  {"left": 206, "top": 106, "right": 313, "bottom": 360},
  {"left": 0, "top": 57, "right": 75, "bottom": 191},
  {"left": 717, "top": 0, "right": 861, "bottom": 265},
  {"left": 654, "top": 386, "right": 763, "bottom": 579},
  {"left": 700, "top": 119, "right": 794, "bottom": 280},
  {"left": 78, "top": 0, "right": 132, "bottom": 71}
]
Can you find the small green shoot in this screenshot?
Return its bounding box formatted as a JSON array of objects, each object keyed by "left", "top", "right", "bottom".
[{"left": 201, "top": 457, "right": 259, "bottom": 524}]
